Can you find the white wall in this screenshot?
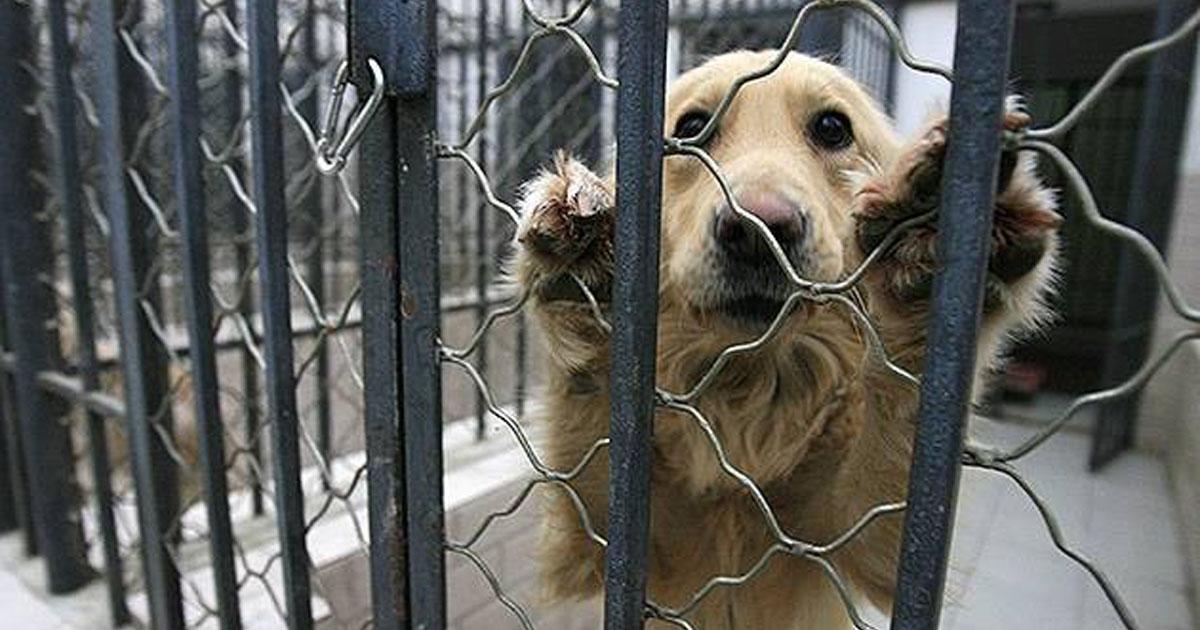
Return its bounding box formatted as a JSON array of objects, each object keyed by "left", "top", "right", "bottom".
[
  {"left": 1184, "top": 41, "right": 1200, "bottom": 173},
  {"left": 1140, "top": 41, "right": 1200, "bottom": 450},
  {"left": 1138, "top": 38, "right": 1200, "bottom": 623},
  {"left": 890, "top": 0, "right": 957, "bottom": 137}
]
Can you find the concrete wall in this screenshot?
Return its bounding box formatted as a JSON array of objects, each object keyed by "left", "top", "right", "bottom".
[
  {"left": 890, "top": 0, "right": 956, "bottom": 136},
  {"left": 1137, "top": 176, "right": 1200, "bottom": 626},
  {"left": 1136, "top": 35, "right": 1200, "bottom": 623}
]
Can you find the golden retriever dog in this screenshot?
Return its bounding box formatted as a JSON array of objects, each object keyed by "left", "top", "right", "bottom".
[{"left": 511, "top": 51, "right": 1060, "bottom": 628}]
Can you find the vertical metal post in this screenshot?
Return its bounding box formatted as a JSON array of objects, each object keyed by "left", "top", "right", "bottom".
[
  {"left": 300, "top": 0, "right": 333, "bottom": 465},
  {"left": 358, "top": 101, "right": 404, "bottom": 630},
  {"left": 220, "top": 0, "right": 265, "bottom": 517},
  {"left": 474, "top": 0, "right": 490, "bottom": 441},
  {"left": 0, "top": 273, "right": 33, "bottom": 549},
  {"left": 0, "top": 179, "right": 89, "bottom": 594},
  {"left": 604, "top": 2, "right": 669, "bottom": 628},
  {"left": 510, "top": 8, "right": 529, "bottom": 421},
  {"left": 348, "top": 2, "right": 441, "bottom": 624},
  {"left": 397, "top": 10, "right": 447, "bottom": 627},
  {"left": 0, "top": 273, "right": 32, "bottom": 547},
  {"left": 499, "top": 0, "right": 529, "bottom": 420},
  {"left": 127, "top": 0, "right": 182, "bottom": 527},
  {"left": 457, "top": 44, "right": 471, "bottom": 307},
  {"left": 246, "top": 1, "right": 313, "bottom": 627},
  {"left": 347, "top": 4, "right": 416, "bottom": 628},
  {"left": 90, "top": 0, "right": 185, "bottom": 624},
  {"left": 0, "top": 8, "right": 36, "bottom": 553},
  {"left": 584, "top": 0, "right": 606, "bottom": 163},
  {"left": 0, "top": 260, "right": 16, "bottom": 535},
  {"left": 516, "top": 8, "right": 538, "bottom": 180},
  {"left": 163, "top": 0, "right": 242, "bottom": 627},
  {"left": 0, "top": 0, "right": 92, "bottom": 594},
  {"left": 46, "top": 0, "right": 129, "bottom": 620},
  {"left": 890, "top": 2, "right": 1015, "bottom": 629},
  {"left": 0, "top": 346, "right": 14, "bottom": 534},
  {"left": 351, "top": 0, "right": 444, "bottom": 624}
]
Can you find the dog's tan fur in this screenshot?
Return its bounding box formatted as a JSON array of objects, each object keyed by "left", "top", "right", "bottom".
[{"left": 511, "top": 51, "right": 1060, "bottom": 628}]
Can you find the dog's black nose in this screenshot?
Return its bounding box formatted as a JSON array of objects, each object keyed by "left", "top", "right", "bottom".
[{"left": 715, "top": 192, "right": 807, "bottom": 262}]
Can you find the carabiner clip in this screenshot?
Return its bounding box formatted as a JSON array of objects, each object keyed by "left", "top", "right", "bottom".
[{"left": 316, "top": 57, "right": 385, "bottom": 175}]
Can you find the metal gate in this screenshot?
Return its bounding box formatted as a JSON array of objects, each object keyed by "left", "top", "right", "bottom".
[{"left": 0, "top": 0, "right": 1197, "bottom": 629}]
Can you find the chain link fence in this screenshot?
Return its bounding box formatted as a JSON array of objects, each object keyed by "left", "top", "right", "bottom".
[{"left": 0, "top": 0, "right": 1197, "bottom": 629}]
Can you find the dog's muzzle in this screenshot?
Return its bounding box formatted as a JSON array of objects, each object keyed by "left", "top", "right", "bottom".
[
  {"left": 709, "top": 189, "right": 810, "bottom": 325},
  {"left": 714, "top": 189, "right": 808, "bottom": 264}
]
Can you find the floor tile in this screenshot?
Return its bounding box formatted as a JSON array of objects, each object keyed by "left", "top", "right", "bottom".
[
  {"left": 1082, "top": 576, "right": 1192, "bottom": 630},
  {"left": 0, "top": 571, "right": 70, "bottom": 629},
  {"left": 945, "top": 419, "right": 1192, "bottom": 630}
]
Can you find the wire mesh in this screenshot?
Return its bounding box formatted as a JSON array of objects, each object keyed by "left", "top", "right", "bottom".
[
  {"left": 21, "top": 0, "right": 373, "bottom": 626},
  {"left": 5, "top": 0, "right": 1199, "bottom": 628},
  {"left": 424, "top": 0, "right": 1200, "bottom": 628}
]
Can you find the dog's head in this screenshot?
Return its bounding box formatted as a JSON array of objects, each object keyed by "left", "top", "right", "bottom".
[{"left": 660, "top": 51, "right": 898, "bottom": 328}]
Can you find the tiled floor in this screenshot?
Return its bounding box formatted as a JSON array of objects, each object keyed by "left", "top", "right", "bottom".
[
  {"left": 0, "top": 417, "right": 1194, "bottom": 629},
  {"left": 0, "top": 534, "right": 113, "bottom": 630},
  {"left": 938, "top": 419, "right": 1194, "bottom": 630},
  {"left": 0, "top": 570, "right": 76, "bottom": 630}
]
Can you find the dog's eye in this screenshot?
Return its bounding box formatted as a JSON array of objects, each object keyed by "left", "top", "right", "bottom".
[
  {"left": 673, "top": 110, "right": 713, "bottom": 141},
  {"left": 808, "top": 110, "right": 854, "bottom": 150}
]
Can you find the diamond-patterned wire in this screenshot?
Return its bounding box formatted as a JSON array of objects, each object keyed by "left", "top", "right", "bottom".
[
  {"left": 429, "top": 0, "right": 1200, "bottom": 628},
  {"left": 16, "top": 0, "right": 1200, "bottom": 628},
  {"left": 23, "top": 0, "right": 373, "bottom": 626}
]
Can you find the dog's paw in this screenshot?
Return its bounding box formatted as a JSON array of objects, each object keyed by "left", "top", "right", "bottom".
[
  {"left": 518, "top": 151, "right": 612, "bottom": 266},
  {"left": 853, "top": 102, "right": 1061, "bottom": 309},
  {"left": 515, "top": 151, "right": 614, "bottom": 302}
]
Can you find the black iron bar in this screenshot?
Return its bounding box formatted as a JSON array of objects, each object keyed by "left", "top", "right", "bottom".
[
  {"left": 604, "top": 2, "right": 670, "bottom": 628},
  {"left": 222, "top": 0, "right": 267, "bottom": 519},
  {"left": 0, "top": 0, "right": 92, "bottom": 595},
  {"left": 351, "top": 5, "right": 409, "bottom": 628},
  {"left": 300, "top": 0, "right": 333, "bottom": 466},
  {"left": 246, "top": 0, "right": 314, "bottom": 626},
  {"left": 357, "top": 83, "right": 404, "bottom": 630},
  {"left": 90, "top": 0, "right": 185, "bottom": 622},
  {"left": 46, "top": 0, "right": 128, "bottom": 619},
  {"left": 0, "top": 299, "right": 16, "bottom": 534},
  {"left": 0, "top": 63, "right": 36, "bottom": 560},
  {"left": 473, "top": 0, "right": 491, "bottom": 442},
  {"left": 890, "top": 2, "right": 1016, "bottom": 629},
  {"left": 390, "top": 0, "right": 446, "bottom": 624},
  {"left": 500, "top": 0, "right": 529, "bottom": 420},
  {"left": 163, "top": 0, "right": 242, "bottom": 626}
]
